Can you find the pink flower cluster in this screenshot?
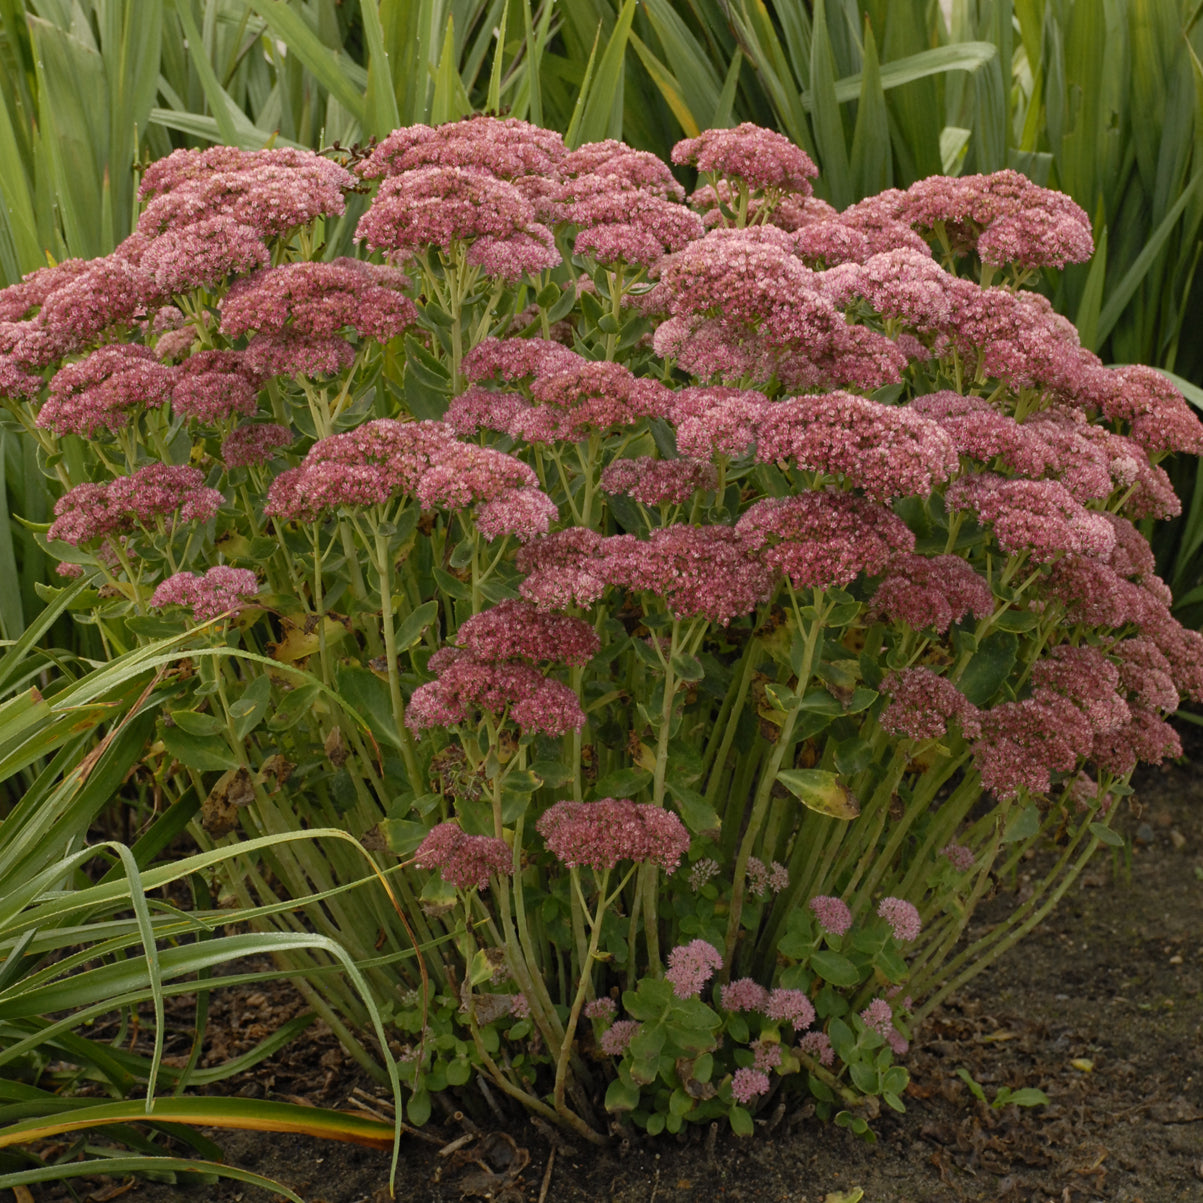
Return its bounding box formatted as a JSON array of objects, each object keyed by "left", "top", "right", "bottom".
[
  {"left": 38, "top": 345, "right": 175, "bottom": 437},
  {"left": 449, "top": 353, "right": 675, "bottom": 445},
  {"left": 600, "top": 457, "right": 718, "bottom": 507},
  {"left": 356, "top": 166, "right": 559, "bottom": 281},
  {"left": 453, "top": 600, "right": 599, "bottom": 666},
  {"left": 664, "top": 939, "right": 723, "bottom": 999},
  {"left": 407, "top": 647, "right": 585, "bottom": 737},
  {"left": 871, "top": 553, "right": 994, "bottom": 633},
  {"left": 880, "top": 668, "right": 981, "bottom": 742},
  {"left": 672, "top": 123, "right": 818, "bottom": 195},
  {"left": 49, "top": 464, "right": 223, "bottom": 547},
  {"left": 137, "top": 146, "right": 353, "bottom": 240},
  {"left": 808, "top": 895, "right": 852, "bottom": 937},
  {"left": 849, "top": 169, "right": 1093, "bottom": 268},
  {"left": 876, "top": 897, "right": 921, "bottom": 942},
  {"left": 150, "top": 565, "right": 259, "bottom": 621},
  {"left": 651, "top": 229, "right": 907, "bottom": 391},
  {"left": 736, "top": 493, "right": 915, "bottom": 590},
  {"left": 265, "top": 419, "right": 555, "bottom": 541},
  {"left": 219, "top": 259, "right": 418, "bottom": 343},
  {"left": 222, "top": 422, "right": 293, "bottom": 467},
  {"left": 536, "top": 799, "right": 690, "bottom": 873},
  {"left": 413, "top": 821, "right": 512, "bottom": 891}
]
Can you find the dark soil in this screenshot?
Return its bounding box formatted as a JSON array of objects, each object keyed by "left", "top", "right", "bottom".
[{"left": 30, "top": 749, "right": 1203, "bottom": 1203}]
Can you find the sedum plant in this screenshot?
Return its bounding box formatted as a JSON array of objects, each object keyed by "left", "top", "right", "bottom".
[{"left": 1, "top": 116, "right": 1201, "bottom": 1145}]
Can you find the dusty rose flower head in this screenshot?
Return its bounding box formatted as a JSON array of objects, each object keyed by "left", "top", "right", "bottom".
[
  {"left": 355, "top": 166, "right": 560, "bottom": 280},
  {"left": 1030, "top": 645, "right": 1129, "bottom": 735},
  {"left": 559, "top": 139, "right": 684, "bottom": 202},
  {"left": 672, "top": 123, "right": 818, "bottom": 195},
  {"left": 730, "top": 1067, "right": 771, "bottom": 1104},
  {"left": 0, "top": 258, "right": 91, "bottom": 322},
  {"left": 1112, "top": 637, "right": 1179, "bottom": 714},
  {"left": 31, "top": 256, "right": 156, "bottom": 358},
  {"left": 243, "top": 331, "right": 357, "bottom": 379},
  {"left": 567, "top": 189, "right": 704, "bottom": 268},
  {"left": 171, "top": 349, "right": 261, "bottom": 424},
  {"left": 664, "top": 939, "right": 723, "bottom": 999},
  {"left": 737, "top": 492, "right": 915, "bottom": 591},
  {"left": 461, "top": 336, "right": 580, "bottom": 384},
  {"left": 150, "top": 565, "right": 260, "bottom": 621},
  {"left": 599, "top": 1018, "right": 640, "bottom": 1056},
  {"left": 600, "top": 456, "right": 718, "bottom": 507},
  {"left": 941, "top": 843, "right": 976, "bottom": 873},
  {"left": 876, "top": 897, "right": 921, "bottom": 942},
  {"left": 1089, "top": 364, "right": 1203, "bottom": 456},
  {"left": 945, "top": 474, "right": 1116, "bottom": 563},
  {"left": 138, "top": 149, "right": 353, "bottom": 239},
  {"left": 453, "top": 599, "right": 599, "bottom": 666},
  {"left": 880, "top": 668, "right": 982, "bottom": 743},
  {"left": 38, "top": 345, "right": 176, "bottom": 437},
  {"left": 871, "top": 553, "right": 994, "bottom": 634},
  {"left": 746, "top": 856, "right": 789, "bottom": 897},
  {"left": 219, "top": 259, "right": 418, "bottom": 342},
  {"left": 414, "top": 821, "right": 512, "bottom": 891},
  {"left": 407, "top": 648, "right": 585, "bottom": 737},
  {"left": 138, "top": 216, "right": 269, "bottom": 294},
  {"left": 752, "top": 1040, "right": 784, "bottom": 1072},
  {"left": 356, "top": 116, "right": 566, "bottom": 182},
  {"left": 808, "top": 895, "right": 853, "bottom": 937},
  {"left": 515, "top": 527, "right": 610, "bottom": 610},
  {"left": 536, "top": 798, "right": 689, "bottom": 873},
  {"left": 972, "top": 692, "right": 1095, "bottom": 797},
  {"left": 910, "top": 390, "right": 1056, "bottom": 477},
  {"left": 1090, "top": 708, "right": 1183, "bottom": 777},
  {"left": 719, "top": 978, "right": 770, "bottom": 1012},
  {"left": 798, "top": 1030, "right": 834, "bottom": 1066},
  {"left": 49, "top": 463, "right": 223, "bottom": 547},
  {"left": 860, "top": 998, "right": 895, "bottom": 1038},
  {"left": 765, "top": 988, "right": 815, "bottom": 1031},
  {"left": 866, "top": 169, "right": 1093, "bottom": 268},
  {"left": 221, "top": 422, "right": 293, "bottom": 467},
  {"left": 584, "top": 997, "right": 617, "bottom": 1021},
  {"left": 600, "top": 524, "right": 775, "bottom": 625}
]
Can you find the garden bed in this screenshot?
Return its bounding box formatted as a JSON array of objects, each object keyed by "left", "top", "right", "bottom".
[{"left": 36, "top": 746, "right": 1203, "bottom": 1203}]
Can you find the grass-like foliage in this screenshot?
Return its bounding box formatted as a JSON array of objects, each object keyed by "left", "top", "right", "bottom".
[{"left": 1, "top": 117, "right": 1201, "bottom": 1149}]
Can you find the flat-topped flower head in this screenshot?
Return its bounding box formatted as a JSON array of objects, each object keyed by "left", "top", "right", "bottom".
[
  {"left": 765, "top": 988, "right": 815, "bottom": 1031},
  {"left": 737, "top": 493, "right": 915, "bottom": 590},
  {"left": 355, "top": 166, "right": 560, "bottom": 280},
  {"left": 720, "top": 978, "right": 770, "bottom": 1012},
  {"left": 1112, "top": 637, "right": 1179, "bottom": 714},
  {"left": 0, "top": 259, "right": 91, "bottom": 322},
  {"left": 244, "top": 332, "right": 356, "bottom": 379},
  {"left": 414, "top": 821, "right": 512, "bottom": 891},
  {"left": 672, "top": 123, "right": 818, "bottom": 194},
  {"left": 151, "top": 565, "right": 260, "bottom": 621},
  {"left": 453, "top": 599, "right": 599, "bottom": 666},
  {"left": 171, "top": 349, "right": 261, "bottom": 425},
  {"left": 138, "top": 216, "right": 269, "bottom": 294},
  {"left": 599, "top": 1019, "right": 640, "bottom": 1055},
  {"left": 876, "top": 897, "right": 921, "bottom": 942},
  {"left": 356, "top": 116, "right": 566, "bottom": 182},
  {"left": 809, "top": 895, "right": 852, "bottom": 937},
  {"left": 1030, "top": 645, "right": 1129, "bottom": 735},
  {"left": 221, "top": 422, "right": 293, "bottom": 467},
  {"left": 880, "top": 668, "right": 981, "bottom": 742},
  {"left": 49, "top": 463, "right": 223, "bottom": 547},
  {"left": 264, "top": 419, "right": 453, "bottom": 520},
  {"left": 1091, "top": 708, "right": 1183, "bottom": 777},
  {"left": 536, "top": 798, "right": 689, "bottom": 873},
  {"left": 560, "top": 140, "right": 684, "bottom": 200},
  {"left": 972, "top": 693, "right": 1095, "bottom": 797},
  {"left": 31, "top": 256, "right": 156, "bottom": 359},
  {"left": 515, "top": 527, "right": 610, "bottom": 610},
  {"left": 861, "top": 169, "right": 1093, "bottom": 268},
  {"left": 945, "top": 474, "right": 1115, "bottom": 563},
  {"left": 568, "top": 189, "right": 705, "bottom": 269},
  {"left": 860, "top": 998, "right": 894, "bottom": 1038},
  {"left": 407, "top": 648, "right": 585, "bottom": 737},
  {"left": 664, "top": 939, "right": 723, "bottom": 999},
  {"left": 219, "top": 259, "right": 418, "bottom": 343},
  {"left": 871, "top": 553, "right": 994, "bottom": 634},
  {"left": 600, "top": 524, "right": 774, "bottom": 625},
  {"left": 600, "top": 457, "right": 718, "bottom": 507},
  {"left": 751, "top": 391, "right": 959, "bottom": 500},
  {"left": 38, "top": 345, "right": 176, "bottom": 437},
  {"left": 1089, "top": 364, "right": 1203, "bottom": 456},
  {"left": 798, "top": 1031, "right": 834, "bottom": 1066},
  {"left": 730, "top": 1068, "right": 771, "bottom": 1103},
  {"left": 910, "top": 390, "right": 1056, "bottom": 478},
  {"left": 138, "top": 150, "right": 353, "bottom": 240},
  {"left": 461, "top": 337, "right": 581, "bottom": 385}
]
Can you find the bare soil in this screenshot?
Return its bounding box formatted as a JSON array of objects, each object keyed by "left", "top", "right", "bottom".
[{"left": 30, "top": 747, "right": 1203, "bottom": 1203}]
